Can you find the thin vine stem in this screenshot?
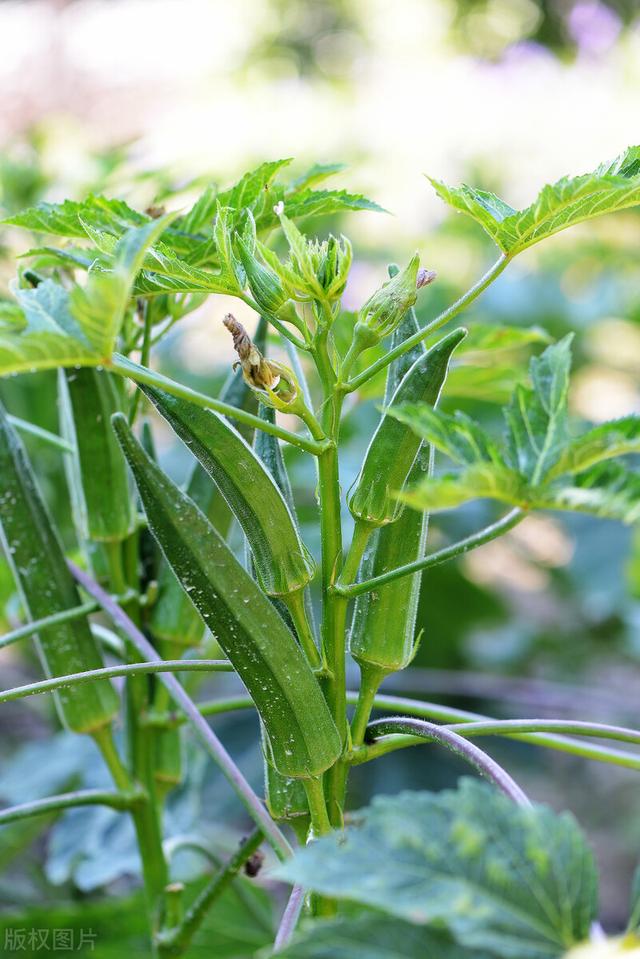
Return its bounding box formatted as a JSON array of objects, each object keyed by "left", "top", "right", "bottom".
[
  {"left": 274, "top": 885, "right": 306, "bottom": 951},
  {"left": 364, "top": 717, "right": 531, "bottom": 806},
  {"left": 0, "top": 601, "right": 98, "bottom": 651},
  {"left": 345, "top": 254, "right": 509, "bottom": 392},
  {"left": 68, "top": 561, "right": 292, "bottom": 861},
  {"left": 334, "top": 508, "right": 524, "bottom": 597},
  {"left": 109, "top": 353, "right": 327, "bottom": 456},
  {"left": 0, "top": 660, "right": 233, "bottom": 706},
  {"left": 0, "top": 788, "right": 144, "bottom": 826}
]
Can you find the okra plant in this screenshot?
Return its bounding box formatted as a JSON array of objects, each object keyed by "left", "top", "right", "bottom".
[{"left": 1, "top": 151, "right": 640, "bottom": 957}]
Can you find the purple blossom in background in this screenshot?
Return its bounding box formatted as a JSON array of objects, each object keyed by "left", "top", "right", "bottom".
[{"left": 569, "top": 1, "right": 621, "bottom": 55}]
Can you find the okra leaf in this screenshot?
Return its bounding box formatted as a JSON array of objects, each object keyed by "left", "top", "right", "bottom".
[
  {"left": 430, "top": 145, "right": 640, "bottom": 256},
  {"left": 455, "top": 323, "right": 551, "bottom": 358},
  {"left": 400, "top": 463, "right": 524, "bottom": 512},
  {"left": 276, "top": 779, "right": 597, "bottom": 959},
  {"left": 391, "top": 405, "right": 503, "bottom": 467},
  {"left": 502, "top": 335, "right": 572, "bottom": 482},
  {"left": 272, "top": 188, "right": 385, "bottom": 224},
  {"left": 0, "top": 215, "right": 175, "bottom": 375},
  {"left": 290, "top": 161, "right": 347, "bottom": 191},
  {"left": 271, "top": 914, "right": 492, "bottom": 959},
  {"left": 394, "top": 337, "right": 640, "bottom": 523},
  {"left": 112, "top": 413, "right": 341, "bottom": 778},
  {"left": 2, "top": 194, "right": 148, "bottom": 238},
  {"left": 549, "top": 416, "right": 640, "bottom": 478}
]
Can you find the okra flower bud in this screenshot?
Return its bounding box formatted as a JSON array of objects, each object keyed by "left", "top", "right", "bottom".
[
  {"left": 355, "top": 253, "right": 420, "bottom": 342},
  {"left": 236, "top": 236, "right": 292, "bottom": 318}
]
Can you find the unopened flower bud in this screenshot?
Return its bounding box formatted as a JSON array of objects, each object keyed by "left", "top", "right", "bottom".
[
  {"left": 357, "top": 253, "right": 420, "bottom": 341},
  {"left": 236, "top": 237, "right": 289, "bottom": 317},
  {"left": 416, "top": 267, "right": 437, "bottom": 289}
]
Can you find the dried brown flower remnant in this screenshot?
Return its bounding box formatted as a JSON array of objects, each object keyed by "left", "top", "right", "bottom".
[
  {"left": 223, "top": 314, "right": 280, "bottom": 390},
  {"left": 145, "top": 204, "right": 167, "bottom": 219}
]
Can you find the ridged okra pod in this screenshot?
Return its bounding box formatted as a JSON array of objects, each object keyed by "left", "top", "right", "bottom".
[
  {"left": 254, "top": 404, "right": 317, "bottom": 829},
  {"left": 0, "top": 403, "right": 119, "bottom": 733},
  {"left": 58, "top": 368, "right": 134, "bottom": 543},
  {"left": 347, "top": 326, "right": 466, "bottom": 527},
  {"left": 112, "top": 413, "right": 341, "bottom": 779},
  {"left": 349, "top": 270, "right": 435, "bottom": 673},
  {"left": 138, "top": 384, "right": 316, "bottom": 597}
]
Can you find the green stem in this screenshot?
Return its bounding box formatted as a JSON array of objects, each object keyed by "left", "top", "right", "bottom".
[
  {"left": 350, "top": 663, "right": 386, "bottom": 747},
  {"left": 0, "top": 602, "right": 98, "bottom": 651},
  {"left": 282, "top": 589, "right": 322, "bottom": 670},
  {"left": 6, "top": 414, "right": 75, "bottom": 454},
  {"left": 302, "top": 778, "right": 332, "bottom": 836},
  {"left": 0, "top": 788, "right": 142, "bottom": 826},
  {"left": 129, "top": 301, "right": 153, "bottom": 425},
  {"left": 334, "top": 509, "right": 524, "bottom": 597},
  {"left": 346, "top": 254, "right": 509, "bottom": 392},
  {"left": 157, "top": 830, "right": 263, "bottom": 957},
  {"left": 0, "top": 660, "right": 233, "bottom": 707},
  {"left": 95, "top": 725, "right": 168, "bottom": 941},
  {"left": 106, "top": 540, "right": 129, "bottom": 597},
  {"left": 110, "top": 354, "right": 326, "bottom": 456}
]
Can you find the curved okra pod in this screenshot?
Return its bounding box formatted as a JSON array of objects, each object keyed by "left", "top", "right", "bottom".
[
  {"left": 349, "top": 269, "right": 434, "bottom": 675},
  {"left": 0, "top": 404, "right": 119, "bottom": 733},
  {"left": 58, "top": 368, "right": 134, "bottom": 543},
  {"left": 138, "top": 384, "right": 316, "bottom": 598},
  {"left": 347, "top": 326, "right": 467, "bottom": 527},
  {"left": 112, "top": 413, "right": 341, "bottom": 779}
]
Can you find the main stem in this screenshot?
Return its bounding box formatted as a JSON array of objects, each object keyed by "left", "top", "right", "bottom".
[{"left": 313, "top": 331, "right": 347, "bottom": 827}]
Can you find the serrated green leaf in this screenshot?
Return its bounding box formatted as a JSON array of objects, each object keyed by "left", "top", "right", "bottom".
[
  {"left": 430, "top": 145, "right": 640, "bottom": 255},
  {"left": 0, "top": 215, "right": 176, "bottom": 375},
  {"left": 68, "top": 213, "right": 177, "bottom": 356},
  {"left": 445, "top": 364, "right": 528, "bottom": 403},
  {"left": 276, "top": 779, "right": 597, "bottom": 959},
  {"left": 400, "top": 462, "right": 524, "bottom": 512},
  {"left": 271, "top": 914, "right": 493, "bottom": 959},
  {"left": 216, "top": 158, "right": 293, "bottom": 218},
  {"left": 2, "top": 194, "right": 148, "bottom": 238},
  {"left": 289, "top": 161, "right": 347, "bottom": 191},
  {"left": 550, "top": 417, "right": 640, "bottom": 478},
  {"left": 456, "top": 323, "right": 551, "bottom": 359},
  {"left": 180, "top": 182, "right": 218, "bottom": 234},
  {"left": 538, "top": 462, "right": 640, "bottom": 524},
  {"left": 277, "top": 187, "right": 385, "bottom": 222}
]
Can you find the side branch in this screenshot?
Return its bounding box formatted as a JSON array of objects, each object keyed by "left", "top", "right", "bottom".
[
  {"left": 109, "top": 353, "right": 328, "bottom": 456},
  {"left": 334, "top": 508, "right": 524, "bottom": 597},
  {"left": 0, "top": 788, "right": 143, "bottom": 826}
]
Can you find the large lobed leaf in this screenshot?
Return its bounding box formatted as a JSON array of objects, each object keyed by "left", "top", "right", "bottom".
[
  {"left": 430, "top": 145, "right": 640, "bottom": 256},
  {"left": 276, "top": 779, "right": 597, "bottom": 959},
  {"left": 392, "top": 336, "right": 640, "bottom": 523}
]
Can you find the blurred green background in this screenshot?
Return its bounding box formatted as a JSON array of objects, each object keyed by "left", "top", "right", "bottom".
[{"left": 1, "top": 0, "right": 640, "bottom": 954}]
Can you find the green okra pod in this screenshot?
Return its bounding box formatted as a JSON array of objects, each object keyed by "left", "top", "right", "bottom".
[
  {"left": 148, "top": 321, "right": 266, "bottom": 647},
  {"left": 347, "top": 326, "right": 466, "bottom": 527},
  {"left": 138, "top": 384, "right": 316, "bottom": 597},
  {"left": 0, "top": 403, "right": 119, "bottom": 733},
  {"left": 349, "top": 268, "right": 434, "bottom": 674},
  {"left": 58, "top": 368, "right": 134, "bottom": 542},
  {"left": 112, "top": 413, "right": 341, "bottom": 779}
]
